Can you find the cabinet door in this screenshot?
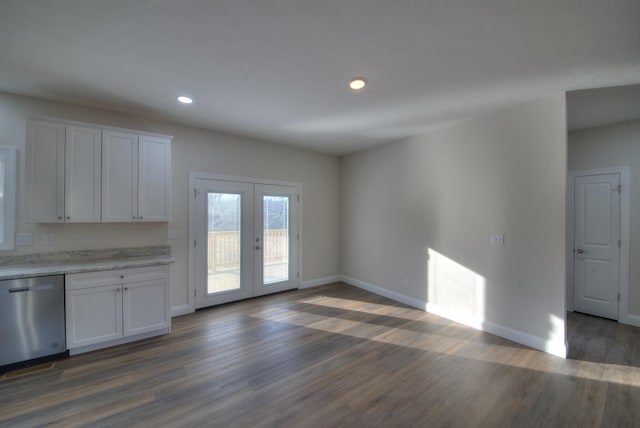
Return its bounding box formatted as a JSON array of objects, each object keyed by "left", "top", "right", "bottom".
[
  {"left": 65, "top": 125, "right": 102, "bottom": 222},
  {"left": 138, "top": 135, "right": 171, "bottom": 221},
  {"left": 66, "top": 285, "right": 123, "bottom": 348},
  {"left": 123, "top": 279, "right": 169, "bottom": 336},
  {"left": 102, "top": 131, "right": 139, "bottom": 222},
  {"left": 25, "top": 120, "right": 65, "bottom": 223}
]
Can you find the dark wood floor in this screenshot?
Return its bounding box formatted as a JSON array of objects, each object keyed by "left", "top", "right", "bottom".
[{"left": 1, "top": 283, "right": 639, "bottom": 427}]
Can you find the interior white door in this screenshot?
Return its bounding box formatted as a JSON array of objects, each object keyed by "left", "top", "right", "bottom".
[
  {"left": 194, "top": 179, "right": 299, "bottom": 309},
  {"left": 573, "top": 173, "right": 620, "bottom": 320}
]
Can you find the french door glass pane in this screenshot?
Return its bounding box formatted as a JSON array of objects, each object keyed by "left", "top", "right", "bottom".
[
  {"left": 208, "top": 192, "right": 242, "bottom": 294},
  {"left": 263, "top": 195, "right": 289, "bottom": 284}
]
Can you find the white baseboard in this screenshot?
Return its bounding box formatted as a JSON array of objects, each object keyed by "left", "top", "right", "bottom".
[
  {"left": 300, "top": 275, "right": 342, "bottom": 289},
  {"left": 622, "top": 313, "right": 640, "bottom": 328},
  {"left": 340, "top": 275, "right": 425, "bottom": 310},
  {"left": 342, "top": 275, "right": 567, "bottom": 359},
  {"left": 68, "top": 328, "right": 170, "bottom": 355},
  {"left": 171, "top": 304, "right": 192, "bottom": 317},
  {"left": 426, "top": 302, "right": 567, "bottom": 358}
]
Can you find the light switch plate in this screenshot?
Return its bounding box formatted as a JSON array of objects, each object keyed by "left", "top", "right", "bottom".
[
  {"left": 491, "top": 234, "right": 505, "bottom": 246},
  {"left": 16, "top": 233, "right": 33, "bottom": 246},
  {"left": 167, "top": 229, "right": 182, "bottom": 240}
]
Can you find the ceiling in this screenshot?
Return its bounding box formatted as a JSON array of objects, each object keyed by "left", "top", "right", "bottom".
[{"left": 1, "top": 1, "right": 639, "bottom": 155}]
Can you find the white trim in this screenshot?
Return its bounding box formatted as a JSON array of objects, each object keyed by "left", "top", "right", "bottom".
[
  {"left": 341, "top": 275, "right": 567, "bottom": 358},
  {"left": 300, "top": 275, "right": 341, "bottom": 289},
  {"left": 426, "top": 302, "right": 567, "bottom": 358},
  {"left": 171, "top": 304, "right": 192, "bottom": 317},
  {"left": 340, "top": 275, "right": 425, "bottom": 310},
  {"left": 68, "top": 328, "right": 170, "bottom": 355},
  {"left": 187, "top": 171, "right": 303, "bottom": 312},
  {"left": 625, "top": 314, "right": 640, "bottom": 328},
  {"left": 567, "top": 167, "right": 630, "bottom": 324},
  {"left": 27, "top": 115, "right": 173, "bottom": 140}
]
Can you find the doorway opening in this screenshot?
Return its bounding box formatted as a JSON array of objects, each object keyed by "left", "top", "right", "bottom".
[{"left": 567, "top": 167, "right": 629, "bottom": 322}]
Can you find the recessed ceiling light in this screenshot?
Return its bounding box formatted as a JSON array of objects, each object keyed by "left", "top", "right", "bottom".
[
  {"left": 177, "top": 95, "right": 193, "bottom": 104},
  {"left": 348, "top": 77, "right": 367, "bottom": 91}
]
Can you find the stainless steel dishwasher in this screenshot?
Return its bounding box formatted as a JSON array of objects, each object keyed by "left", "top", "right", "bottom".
[{"left": 0, "top": 275, "right": 67, "bottom": 368}]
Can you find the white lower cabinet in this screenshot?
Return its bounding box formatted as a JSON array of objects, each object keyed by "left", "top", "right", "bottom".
[{"left": 66, "top": 265, "right": 170, "bottom": 353}]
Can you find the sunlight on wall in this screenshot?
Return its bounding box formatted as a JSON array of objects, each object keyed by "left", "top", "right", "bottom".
[
  {"left": 547, "top": 313, "right": 567, "bottom": 355},
  {"left": 427, "top": 248, "right": 486, "bottom": 323}
]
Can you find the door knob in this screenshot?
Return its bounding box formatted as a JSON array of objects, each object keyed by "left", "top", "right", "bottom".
[
  {"left": 576, "top": 249, "right": 584, "bottom": 254},
  {"left": 255, "top": 246, "right": 262, "bottom": 250}
]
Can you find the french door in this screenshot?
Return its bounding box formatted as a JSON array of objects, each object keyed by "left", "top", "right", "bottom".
[{"left": 193, "top": 178, "right": 299, "bottom": 309}]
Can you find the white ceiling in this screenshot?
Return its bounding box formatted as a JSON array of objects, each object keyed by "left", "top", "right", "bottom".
[{"left": 1, "top": 1, "right": 639, "bottom": 155}]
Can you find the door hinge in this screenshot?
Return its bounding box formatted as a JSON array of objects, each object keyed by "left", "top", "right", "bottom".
[
  {"left": 194, "top": 239, "right": 197, "bottom": 247},
  {"left": 612, "top": 184, "right": 621, "bottom": 194},
  {"left": 194, "top": 188, "right": 200, "bottom": 197},
  {"left": 618, "top": 293, "right": 621, "bottom": 302},
  {"left": 297, "top": 194, "right": 300, "bottom": 202},
  {"left": 619, "top": 240, "right": 622, "bottom": 248}
]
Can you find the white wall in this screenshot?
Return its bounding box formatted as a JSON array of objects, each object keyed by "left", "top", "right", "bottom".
[
  {"left": 341, "top": 96, "right": 567, "bottom": 356},
  {"left": 569, "top": 118, "right": 640, "bottom": 317},
  {"left": 0, "top": 92, "right": 341, "bottom": 310}
]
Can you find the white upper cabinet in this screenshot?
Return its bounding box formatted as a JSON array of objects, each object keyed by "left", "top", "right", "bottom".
[
  {"left": 102, "top": 131, "right": 139, "bottom": 222},
  {"left": 27, "top": 119, "right": 172, "bottom": 223},
  {"left": 26, "top": 120, "right": 65, "bottom": 223},
  {"left": 65, "top": 125, "right": 102, "bottom": 223},
  {"left": 102, "top": 132, "right": 171, "bottom": 222},
  {"left": 138, "top": 135, "right": 171, "bottom": 222}
]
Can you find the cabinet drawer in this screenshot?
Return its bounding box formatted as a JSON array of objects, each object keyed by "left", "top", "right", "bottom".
[{"left": 66, "top": 265, "right": 170, "bottom": 290}]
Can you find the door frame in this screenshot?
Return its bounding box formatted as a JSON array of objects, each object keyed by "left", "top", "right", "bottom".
[
  {"left": 188, "top": 172, "right": 303, "bottom": 313},
  {"left": 567, "top": 166, "right": 631, "bottom": 324}
]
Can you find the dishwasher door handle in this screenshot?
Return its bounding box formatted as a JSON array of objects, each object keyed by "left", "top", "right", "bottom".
[{"left": 8, "top": 287, "right": 30, "bottom": 293}]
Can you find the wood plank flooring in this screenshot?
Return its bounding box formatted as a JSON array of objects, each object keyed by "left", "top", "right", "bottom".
[{"left": 1, "top": 283, "right": 640, "bottom": 427}]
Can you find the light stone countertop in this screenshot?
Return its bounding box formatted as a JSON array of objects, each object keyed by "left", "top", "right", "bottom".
[
  {"left": 0, "top": 255, "right": 174, "bottom": 281},
  {"left": 0, "top": 246, "right": 173, "bottom": 281}
]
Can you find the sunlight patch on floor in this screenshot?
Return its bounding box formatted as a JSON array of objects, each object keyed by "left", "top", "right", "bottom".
[{"left": 250, "top": 304, "right": 640, "bottom": 388}]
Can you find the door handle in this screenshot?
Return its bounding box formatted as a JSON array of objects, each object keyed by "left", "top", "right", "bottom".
[
  {"left": 576, "top": 248, "right": 585, "bottom": 254},
  {"left": 255, "top": 246, "right": 262, "bottom": 250}
]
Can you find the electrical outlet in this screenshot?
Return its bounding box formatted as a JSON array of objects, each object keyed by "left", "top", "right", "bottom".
[
  {"left": 167, "top": 229, "right": 182, "bottom": 240},
  {"left": 491, "top": 234, "right": 505, "bottom": 246},
  {"left": 16, "top": 233, "right": 33, "bottom": 246}
]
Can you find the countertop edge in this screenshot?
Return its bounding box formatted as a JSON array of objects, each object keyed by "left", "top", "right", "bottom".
[{"left": 0, "top": 257, "right": 175, "bottom": 281}]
